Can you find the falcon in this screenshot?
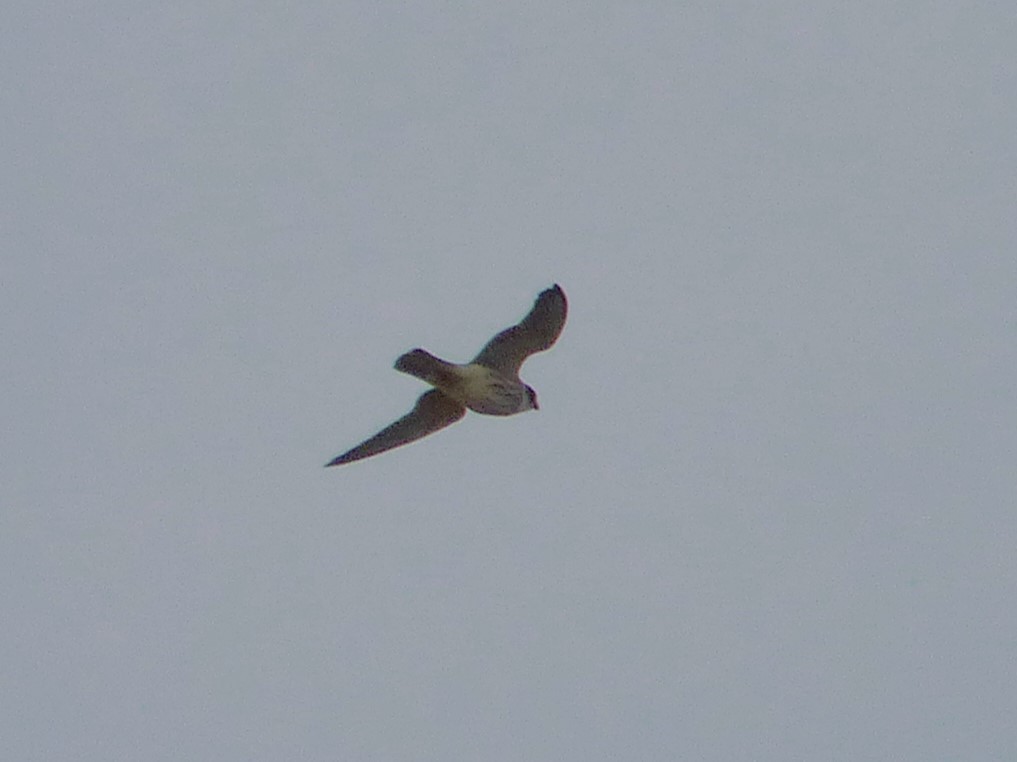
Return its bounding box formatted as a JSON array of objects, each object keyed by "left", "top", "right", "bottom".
[{"left": 326, "top": 284, "right": 567, "bottom": 466}]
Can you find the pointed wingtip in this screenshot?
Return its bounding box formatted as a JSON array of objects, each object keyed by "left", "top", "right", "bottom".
[{"left": 549, "top": 283, "right": 566, "bottom": 309}]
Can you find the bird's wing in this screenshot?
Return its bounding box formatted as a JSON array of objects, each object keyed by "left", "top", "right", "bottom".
[
  {"left": 471, "top": 284, "right": 567, "bottom": 376},
  {"left": 325, "top": 390, "right": 466, "bottom": 466}
]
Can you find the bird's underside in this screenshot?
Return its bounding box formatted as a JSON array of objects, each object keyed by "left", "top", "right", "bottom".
[{"left": 326, "top": 283, "right": 567, "bottom": 467}]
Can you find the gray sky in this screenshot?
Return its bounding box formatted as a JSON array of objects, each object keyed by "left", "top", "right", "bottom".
[{"left": 4, "top": 3, "right": 1016, "bottom": 760}]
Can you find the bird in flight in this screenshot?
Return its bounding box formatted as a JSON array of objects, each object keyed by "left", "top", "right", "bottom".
[{"left": 326, "top": 284, "right": 567, "bottom": 466}]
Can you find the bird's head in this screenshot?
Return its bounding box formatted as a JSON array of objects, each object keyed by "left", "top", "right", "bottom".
[{"left": 525, "top": 385, "right": 539, "bottom": 411}]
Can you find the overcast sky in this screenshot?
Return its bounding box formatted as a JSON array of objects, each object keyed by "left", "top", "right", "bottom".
[{"left": 4, "top": 3, "right": 1016, "bottom": 760}]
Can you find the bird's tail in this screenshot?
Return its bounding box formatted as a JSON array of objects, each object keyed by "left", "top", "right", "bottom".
[{"left": 394, "top": 349, "right": 458, "bottom": 388}]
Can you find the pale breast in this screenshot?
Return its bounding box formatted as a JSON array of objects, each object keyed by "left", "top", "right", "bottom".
[{"left": 455, "top": 365, "right": 527, "bottom": 416}]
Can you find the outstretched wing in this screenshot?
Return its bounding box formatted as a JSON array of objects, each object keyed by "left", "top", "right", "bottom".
[
  {"left": 325, "top": 390, "right": 466, "bottom": 466},
  {"left": 472, "top": 284, "right": 567, "bottom": 376}
]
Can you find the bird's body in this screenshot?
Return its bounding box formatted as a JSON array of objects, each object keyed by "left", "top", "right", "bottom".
[
  {"left": 326, "top": 284, "right": 567, "bottom": 466},
  {"left": 394, "top": 349, "right": 535, "bottom": 415}
]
